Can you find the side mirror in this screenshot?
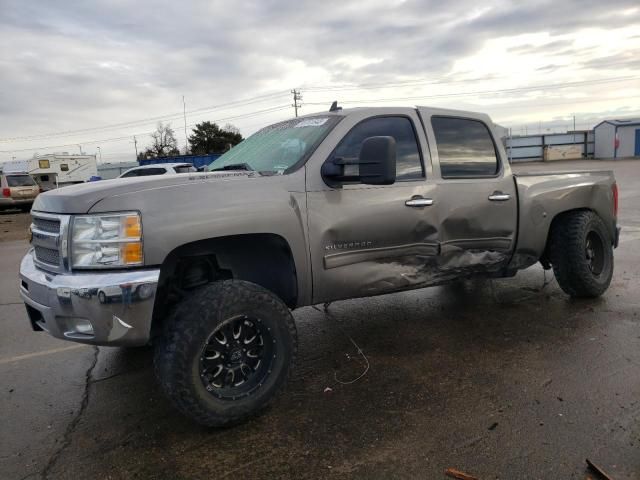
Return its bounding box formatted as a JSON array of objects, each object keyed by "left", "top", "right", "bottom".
[
  {"left": 321, "top": 136, "right": 397, "bottom": 186},
  {"left": 358, "top": 136, "right": 396, "bottom": 185}
]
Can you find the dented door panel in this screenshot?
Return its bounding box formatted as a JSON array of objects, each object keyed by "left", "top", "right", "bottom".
[
  {"left": 419, "top": 107, "right": 518, "bottom": 276},
  {"left": 432, "top": 176, "right": 518, "bottom": 275},
  {"left": 307, "top": 183, "right": 440, "bottom": 303}
]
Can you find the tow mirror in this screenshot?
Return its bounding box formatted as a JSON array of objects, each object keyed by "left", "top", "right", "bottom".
[{"left": 321, "top": 136, "right": 397, "bottom": 186}]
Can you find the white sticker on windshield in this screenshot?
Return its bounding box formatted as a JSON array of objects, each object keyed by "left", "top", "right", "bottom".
[{"left": 295, "top": 118, "right": 328, "bottom": 128}]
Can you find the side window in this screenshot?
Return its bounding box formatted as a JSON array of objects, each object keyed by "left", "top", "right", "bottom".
[
  {"left": 431, "top": 116, "right": 499, "bottom": 178},
  {"left": 120, "top": 170, "right": 139, "bottom": 178},
  {"left": 174, "top": 165, "right": 197, "bottom": 174},
  {"left": 137, "top": 168, "right": 166, "bottom": 176},
  {"left": 60, "top": 164, "right": 69, "bottom": 171},
  {"left": 332, "top": 116, "right": 423, "bottom": 181}
]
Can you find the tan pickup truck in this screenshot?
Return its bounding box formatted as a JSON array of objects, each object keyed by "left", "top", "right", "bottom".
[{"left": 19, "top": 106, "right": 619, "bottom": 426}]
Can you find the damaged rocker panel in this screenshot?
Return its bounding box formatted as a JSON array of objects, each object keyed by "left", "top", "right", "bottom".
[{"left": 324, "top": 242, "right": 439, "bottom": 269}]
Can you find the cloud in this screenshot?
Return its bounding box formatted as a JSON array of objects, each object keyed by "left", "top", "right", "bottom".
[{"left": 0, "top": 0, "right": 639, "bottom": 162}]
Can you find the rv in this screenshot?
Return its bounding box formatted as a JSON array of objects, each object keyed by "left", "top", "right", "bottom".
[{"left": 2, "top": 153, "right": 98, "bottom": 190}]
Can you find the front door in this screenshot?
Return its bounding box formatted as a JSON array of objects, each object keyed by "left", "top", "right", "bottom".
[{"left": 306, "top": 112, "right": 440, "bottom": 304}]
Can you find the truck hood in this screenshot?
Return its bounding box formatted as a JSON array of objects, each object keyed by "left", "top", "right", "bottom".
[{"left": 32, "top": 171, "right": 259, "bottom": 214}]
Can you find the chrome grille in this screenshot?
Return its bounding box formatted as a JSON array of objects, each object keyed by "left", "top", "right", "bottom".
[
  {"left": 32, "top": 217, "right": 60, "bottom": 234},
  {"left": 31, "top": 212, "right": 69, "bottom": 272},
  {"left": 34, "top": 246, "right": 60, "bottom": 265}
]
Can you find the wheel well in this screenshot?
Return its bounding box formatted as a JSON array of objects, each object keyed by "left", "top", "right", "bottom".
[
  {"left": 540, "top": 207, "right": 593, "bottom": 268},
  {"left": 151, "top": 234, "right": 298, "bottom": 333}
]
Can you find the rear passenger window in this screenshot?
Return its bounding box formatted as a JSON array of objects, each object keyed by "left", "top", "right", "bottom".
[
  {"left": 332, "top": 116, "right": 424, "bottom": 181},
  {"left": 432, "top": 117, "right": 499, "bottom": 178}
]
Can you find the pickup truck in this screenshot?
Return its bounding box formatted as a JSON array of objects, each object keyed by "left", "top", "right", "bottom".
[{"left": 19, "top": 106, "right": 619, "bottom": 427}]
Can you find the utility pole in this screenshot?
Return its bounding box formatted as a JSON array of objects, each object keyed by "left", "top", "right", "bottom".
[
  {"left": 96, "top": 146, "right": 102, "bottom": 163},
  {"left": 291, "top": 89, "right": 302, "bottom": 117},
  {"left": 183, "top": 95, "right": 189, "bottom": 154},
  {"left": 133, "top": 136, "right": 138, "bottom": 160}
]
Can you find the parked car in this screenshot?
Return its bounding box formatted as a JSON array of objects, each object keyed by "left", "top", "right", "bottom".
[
  {"left": 118, "top": 162, "right": 197, "bottom": 178},
  {"left": 20, "top": 106, "right": 619, "bottom": 428},
  {"left": 0, "top": 172, "right": 40, "bottom": 211}
]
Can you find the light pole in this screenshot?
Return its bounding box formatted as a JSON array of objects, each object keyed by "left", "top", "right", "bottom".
[
  {"left": 77, "top": 144, "right": 83, "bottom": 155},
  {"left": 96, "top": 147, "right": 102, "bottom": 163}
]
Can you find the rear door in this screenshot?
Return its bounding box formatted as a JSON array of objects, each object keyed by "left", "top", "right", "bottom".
[{"left": 419, "top": 109, "right": 517, "bottom": 274}]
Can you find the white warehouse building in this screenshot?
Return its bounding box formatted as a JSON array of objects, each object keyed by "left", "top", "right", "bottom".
[{"left": 594, "top": 118, "right": 640, "bottom": 159}]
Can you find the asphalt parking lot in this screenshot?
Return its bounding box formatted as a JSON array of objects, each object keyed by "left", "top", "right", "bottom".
[{"left": 1, "top": 159, "right": 639, "bottom": 480}]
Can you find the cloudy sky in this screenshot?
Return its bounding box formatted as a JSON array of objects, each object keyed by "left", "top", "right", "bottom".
[{"left": 1, "top": 0, "right": 639, "bottom": 163}]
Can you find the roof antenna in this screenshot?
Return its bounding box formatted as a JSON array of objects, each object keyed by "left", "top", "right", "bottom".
[{"left": 329, "top": 101, "right": 342, "bottom": 112}]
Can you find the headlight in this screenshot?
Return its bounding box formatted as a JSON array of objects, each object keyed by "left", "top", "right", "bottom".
[{"left": 71, "top": 212, "right": 143, "bottom": 268}]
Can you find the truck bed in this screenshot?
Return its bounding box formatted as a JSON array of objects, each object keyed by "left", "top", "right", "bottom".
[{"left": 510, "top": 168, "right": 617, "bottom": 269}]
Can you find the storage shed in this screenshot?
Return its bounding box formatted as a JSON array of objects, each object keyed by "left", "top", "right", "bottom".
[{"left": 594, "top": 118, "right": 640, "bottom": 159}]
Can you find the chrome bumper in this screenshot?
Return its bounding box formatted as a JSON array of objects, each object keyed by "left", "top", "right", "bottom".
[
  {"left": 0, "top": 197, "right": 34, "bottom": 207},
  {"left": 19, "top": 249, "right": 160, "bottom": 346}
]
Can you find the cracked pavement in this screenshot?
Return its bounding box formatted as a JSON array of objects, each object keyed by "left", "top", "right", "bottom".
[{"left": 1, "top": 159, "right": 640, "bottom": 479}]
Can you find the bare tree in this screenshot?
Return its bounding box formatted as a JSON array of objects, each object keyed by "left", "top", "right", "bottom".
[
  {"left": 222, "top": 123, "right": 241, "bottom": 136},
  {"left": 139, "top": 122, "right": 180, "bottom": 159}
]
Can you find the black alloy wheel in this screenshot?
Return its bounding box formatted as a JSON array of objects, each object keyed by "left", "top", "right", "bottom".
[
  {"left": 585, "top": 231, "right": 605, "bottom": 275},
  {"left": 199, "top": 315, "right": 275, "bottom": 400}
]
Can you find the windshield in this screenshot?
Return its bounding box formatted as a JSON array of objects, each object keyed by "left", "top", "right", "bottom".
[
  {"left": 6, "top": 175, "right": 36, "bottom": 187},
  {"left": 207, "top": 116, "right": 340, "bottom": 174}
]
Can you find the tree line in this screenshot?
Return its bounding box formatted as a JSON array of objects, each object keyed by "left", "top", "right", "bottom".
[{"left": 137, "top": 121, "right": 244, "bottom": 160}]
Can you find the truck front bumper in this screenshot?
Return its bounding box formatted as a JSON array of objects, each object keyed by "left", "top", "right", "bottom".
[{"left": 19, "top": 249, "right": 160, "bottom": 346}]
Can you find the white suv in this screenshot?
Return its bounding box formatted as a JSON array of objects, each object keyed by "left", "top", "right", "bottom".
[{"left": 118, "top": 163, "right": 197, "bottom": 178}]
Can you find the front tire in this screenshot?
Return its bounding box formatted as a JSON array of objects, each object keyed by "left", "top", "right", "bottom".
[
  {"left": 154, "top": 280, "right": 297, "bottom": 427},
  {"left": 548, "top": 210, "right": 614, "bottom": 298}
]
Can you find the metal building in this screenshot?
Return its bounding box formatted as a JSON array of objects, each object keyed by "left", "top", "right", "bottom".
[{"left": 594, "top": 118, "right": 640, "bottom": 159}]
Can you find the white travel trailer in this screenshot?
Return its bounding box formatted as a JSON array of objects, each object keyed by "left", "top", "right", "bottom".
[{"left": 2, "top": 153, "right": 98, "bottom": 190}]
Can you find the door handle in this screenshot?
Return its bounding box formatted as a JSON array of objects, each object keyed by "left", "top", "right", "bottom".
[
  {"left": 405, "top": 197, "right": 434, "bottom": 207},
  {"left": 488, "top": 192, "right": 511, "bottom": 202}
]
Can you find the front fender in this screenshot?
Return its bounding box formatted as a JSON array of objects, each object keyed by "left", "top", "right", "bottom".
[{"left": 89, "top": 170, "right": 312, "bottom": 306}]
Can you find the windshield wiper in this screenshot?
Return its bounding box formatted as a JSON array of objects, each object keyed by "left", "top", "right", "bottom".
[{"left": 210, "top": 163, "right": 254, "bottom": 172}]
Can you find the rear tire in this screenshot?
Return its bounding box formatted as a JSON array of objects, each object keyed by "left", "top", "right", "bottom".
[
  {"left": 548, "top": 210, "right": 613, "bottom": 298},
  {"left": 154, "top": 280, "right": 297, "bottom": 427}
]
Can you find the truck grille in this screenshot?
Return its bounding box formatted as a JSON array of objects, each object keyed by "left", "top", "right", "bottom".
[
  {"left": 34, "top": 246, "right": 60, "bottom": 265},
  {"left": 31, "top": 213, "right": 68, "bottom": 272},
  {"left": 32, "top": 217, "right": 61, "bottom": 234}
]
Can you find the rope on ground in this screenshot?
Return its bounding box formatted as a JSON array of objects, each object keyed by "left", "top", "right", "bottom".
[{"left": 311, "top": 304, "right": 370, "bottom": 385}]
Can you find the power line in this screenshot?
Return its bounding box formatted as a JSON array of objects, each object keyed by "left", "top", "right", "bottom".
[
  {"left": 301, "top": 54, "right": 640, "bottom": 93},
  {"left": 302, "top": 75, "right": 500, "bottom": 92},
  {"left": 474, "top": 95, "right": 640, "bottom": 111},
  {"left": 302, "top": 76, "right": 639, "bottom": 105},
  {"left": 0, "top": 90, "right": 291, "bottom": 143},
  {"left": 0, "top": 105, "right": 291, "bottom": 154}
]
